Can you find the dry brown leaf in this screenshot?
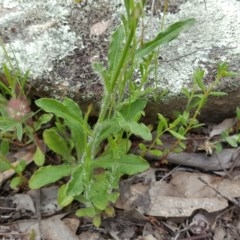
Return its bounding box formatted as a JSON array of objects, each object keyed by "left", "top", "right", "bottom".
[
  {"left": 209, "top": 117, "right": 237, "bottom": 138},
  {"left": 116, "top": 169, "right": 240, "bottom": 217}
]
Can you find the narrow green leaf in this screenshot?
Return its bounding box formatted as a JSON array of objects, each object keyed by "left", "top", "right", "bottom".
[
  {"left": 0, "top": 140, "right": 9, "bottom": 155},
  {"left": 108, "top": 25, "right": 124, "bottom": 82},
  {"left": 135, "top": 18, "right": 196, "bottom": 59},
  {"left": 194, "top": 69, "right": 205, "bottom": 91},
  {"left": 169, "top": 130, "right": 186, "bottom": 140},
  {"left": 29, "top": 165, "right": 74, "bottom": 189},
  {"left": 236, "top": 107, "right": 240, "bottom": 119},
  {"left": 157, "top": 113, "right": 168, "bottom": 128},
  {"left": 93, "top": 154, "right": 149, "bottom": 175},
  {"left": 92, "top": 62, "right": 109, "bottom": 91},
  {"left": 16, "top": 123, "right": 23, "bottom": 141}
]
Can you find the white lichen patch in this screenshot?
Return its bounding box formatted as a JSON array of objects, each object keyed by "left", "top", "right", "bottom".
[
  {"left": 0, "top": 0, "right": 78, "bottom": 78},
  {"left": 142, "top": 0, "right": 240, "bottom": 93}
]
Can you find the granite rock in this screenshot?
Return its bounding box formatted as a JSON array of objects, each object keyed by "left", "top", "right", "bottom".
[{"left": 0, "top": 0, "right": 240, "bottom": 123}]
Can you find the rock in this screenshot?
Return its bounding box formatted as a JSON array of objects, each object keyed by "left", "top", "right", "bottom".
[{"left": 0, "top": 0, "right": 240, "bottom": 123}]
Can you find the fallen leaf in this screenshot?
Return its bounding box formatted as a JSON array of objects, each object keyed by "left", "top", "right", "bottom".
[
  {"left": 209, "top": 117, "right": 237, "bottom": 138},
  {"left": 116, "top": 169, "right": 240, "bottom": 217}
]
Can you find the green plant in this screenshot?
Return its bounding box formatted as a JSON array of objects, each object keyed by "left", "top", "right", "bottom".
[
  {"left": 141, "top": 62, "right": 238, "bottom": 158},
  {"left": 0, "top": 40, "right": 53, "bottom": 188},
  {"left": 28, "top": 0, "right": 196, "bottom": 225}
]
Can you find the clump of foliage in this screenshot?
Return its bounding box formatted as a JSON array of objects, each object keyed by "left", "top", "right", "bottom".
[
  {"left": 28, "top": 0, "right": 196, "bottom": 225},
  {"left": 0, "top": 0, "right": 237, "bottom": 227},
  {"left": 0, "top": 40, "right": 51, "bottom": 188}
]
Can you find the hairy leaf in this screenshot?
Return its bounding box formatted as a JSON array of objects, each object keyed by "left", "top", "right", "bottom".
[
  {"left": 135, "top": 18, "right": 196, "bottom": 59},
  {"left": 29, "top": 165, "right": 74, "bottom": 189},
  {"left": 43, "top": 129, "right": 71, "bottom": 160},
  {"left": 93, "top": 154, "right": 149, "bottom": 175},
  {"left": 119, "top": 98, "right": 147, "bottom": 121},
  {"left": 66, "top": 165, "right": 85, "bottom": 197},
  {"left": 108, "top": 25, "right": 124, "bottom": 82},
  {"left": 169, "top": 130, "right": 186, "bottom": 140}
]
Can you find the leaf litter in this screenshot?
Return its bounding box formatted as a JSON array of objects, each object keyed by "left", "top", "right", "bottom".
[{"left": 1, "top": 117, "right": 240, "bottom": 239}]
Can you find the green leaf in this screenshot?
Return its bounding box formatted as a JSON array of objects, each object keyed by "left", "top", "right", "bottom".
[
  {"left": 182, "top": 88, "right": 190, "bottom": 98},
  {"left": 209, "top": 91, "right": 228, "bottom": 97},
  {"left": 169, "top": 130, "right": 186, "bottom": 140},
  {"left": 58, "top": 184, "right": 74, "bottom": 207},
  {"left": 119, "top": 98, "right": 147, "bottom": 121},
  {"left": 92, "top": 62, "right": 109, "bottom": 91},
  {"left": 108, "top": 25, "right": 124, "bottom": 80},
  {"left": 215, "top": 142, "right": 222, "bottom": 153},
  {"left": 226, "top": 136, "right": 238, "bottom": 148},
  {"left": 135, "top": 18, "right": 196, "bottom": 59},
  {"left": 63, "top": 98, "right": 83, "bottom": 120},
  {"left": 128, "top": 122, "right": 152, "bottom": 141},
  {"left": 0, "top": 118, "right": 19, "bottom": 132},
  {"left": 14, "top": 160, "right": 27, "bottom": 174},
  {"left": 33, "top": 146, "right": 45, "bottom": 166},
  {"left": 10, "top": 176, "right": 23, "bottom": 189},
  {"left": 108, "top": 192, "right": 120, "bottom": 203},
  {"left": 217, "top": 63, "right": 239, "bottom": 78},
  {"left": 0, "top": 140, "right": 9, "bottom": 155},
  {"left": 157, "top": 113, "right": 168, "bottom": 129},
  {"left": 169, "top": 117, "right": 182, "bottom": 129},
  {"left": 94, "top": 118, "right": 121, "bottom": 147},
  {"left": 236, "top": 107, "right": 240, "bottom": 119},
  {"left": 93, "top": 193, "right": 108, "bottom": 211},
  {"left": 66, "top": 165, "right": 85, "bottom": 197},
  {"left": 118, "top": 114, "right": 152, "bottom": 141},
  {"left": 139, "top": 143, "right": 147, "bottom": 151},
  {"left": 149, "top": 149, "right": 163, "bottom": 157},
  {"left": 16, "top": 123, "right": 23, "bottom": 141},
  {"left": 182, "top": 111, "right": 189, "bottom": 121},
  {"left": 93, "top": 154, "right": 149, "bottom": 175},
  {"left": 29, "top": 165, "right": 74, "bottom": 189},
  {"left": 43, "top": 128, "right": 71, "bottom": 160},
  {"left": 194, "top": 69, "right": 205, "bottom": 91},
  {"left": 76, "top": 206, "right": 96, "bottom": 218},
  {"left": 36, "top": 98, "right": 84, "bottom": 128},
  {"left": 104, "top": 206, "right": 115, "bottom": 217},
  {"left": 34, "top": 114, "right": 53, "bottom": 131},
  {"left": 93, "top": 215, "right": 101, "bottom": 228},
  {"left": 0, "top": 156, "right": 12, "bottom": 172}
]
